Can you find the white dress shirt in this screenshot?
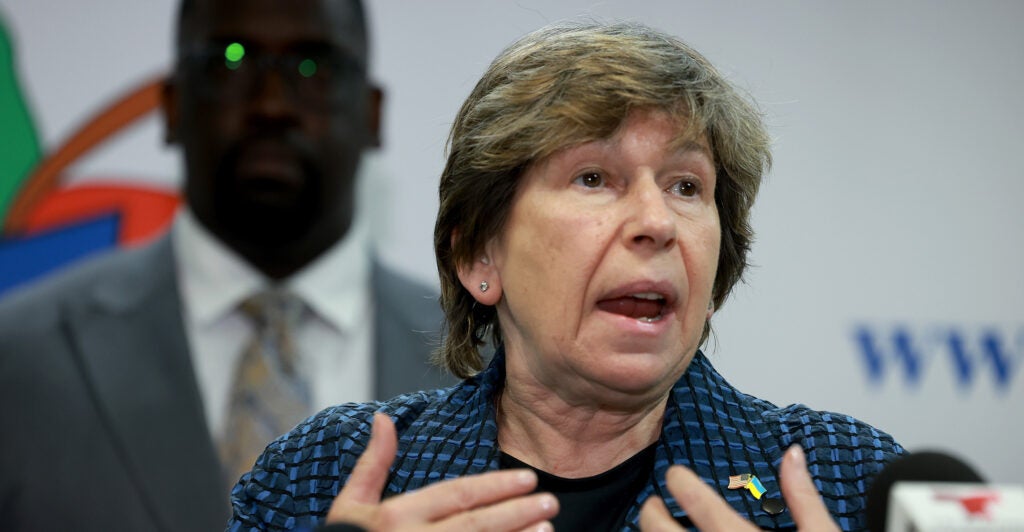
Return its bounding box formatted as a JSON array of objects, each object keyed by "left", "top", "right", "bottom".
[{"left": 172, "top": 208, "right": 373, "bottom": 441}]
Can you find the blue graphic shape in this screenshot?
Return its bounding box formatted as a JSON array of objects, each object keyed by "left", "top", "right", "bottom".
[
  {"left": 855, "top": 324, "right": 1021, "bottom": 392},
  {"left": 978, "top": 330, "right": 1017, "bottom": 389},
  {"left": 945, "top": 328, "right": 1019, "bottom": 391},
  {"left": 854, "top": 325, "right": 925, "bottom": 387},
  {"left": 0, "top": 213, "right": 119, "bottom": 297}
]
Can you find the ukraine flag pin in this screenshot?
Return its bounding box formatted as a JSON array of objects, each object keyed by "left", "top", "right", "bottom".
[
  {"left": 745, "top": 476, "right": 767, "bottom": 499},
  {"left": 727, "top": 473, "right": 785, "bottom": 515}
]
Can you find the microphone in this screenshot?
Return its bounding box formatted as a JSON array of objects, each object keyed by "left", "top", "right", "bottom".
[{"left": 865, "top": 450, "right": 1024, "bottom": 531}]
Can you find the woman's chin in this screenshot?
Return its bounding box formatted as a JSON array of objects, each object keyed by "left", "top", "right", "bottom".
[{"left": 581, "top": 351, "right": 694, "bottom": 400}]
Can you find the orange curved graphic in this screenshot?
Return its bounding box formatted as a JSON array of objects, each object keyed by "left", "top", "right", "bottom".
[
  {"left": 24, "top": 183, "right": 179, "bottom": 246},
  {"left": 2, "top": 76, "right": 169, "bottom": 236}
]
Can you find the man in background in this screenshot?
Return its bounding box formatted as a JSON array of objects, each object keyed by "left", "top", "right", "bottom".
[{"left": 0, "top": 0, "right": 448, "bottom": 529}]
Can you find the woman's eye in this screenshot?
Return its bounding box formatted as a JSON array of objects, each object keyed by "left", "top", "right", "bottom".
[
  {"left": 669, "top": 180, "right": 699, "bottom": 197},
  {"left": 573, "top": 172, "right": 604, "bottom": 188}
]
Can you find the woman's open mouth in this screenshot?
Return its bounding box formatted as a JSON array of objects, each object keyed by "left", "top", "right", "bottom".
[{"left": 596, "top": 292, "right": 668, "bottom": 323}]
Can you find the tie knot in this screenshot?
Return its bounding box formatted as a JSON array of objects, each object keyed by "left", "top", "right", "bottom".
[{"left": 240, "top": 290, "right": 304, "bottom": 328}]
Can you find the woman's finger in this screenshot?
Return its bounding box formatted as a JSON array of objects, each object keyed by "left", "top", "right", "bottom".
[
  {"left": 778, "top": 445, "right": 840, "bottom": 531},
  {"left": 431, "top": 491, "right": 558, "bottom": 532},
  {"left": 514, "top": 522, "right": 555, "bottom": 532},
  {"left": 664, "top": 465, "right": 755, "bottom": 531},
  {"left": 390, "top": 468, "right": 542, "bottom": 522},
  {"left": 638, "top": 495, "right": 683, "bottom": 531},
  {"left": 326, "top": 416, "right": 550, "bottom": 529}
]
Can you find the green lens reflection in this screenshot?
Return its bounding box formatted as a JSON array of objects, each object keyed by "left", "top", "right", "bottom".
[
  {"left": 224, "top": 42, "right": 245, "bottom": 70},
  {"left": 298, "top": 59, "right": 317, "bottom": 78}
]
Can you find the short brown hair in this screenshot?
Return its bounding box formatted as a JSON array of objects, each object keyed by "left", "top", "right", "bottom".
[{"left": 434, "top": 21, "right": 771, "bottom": 378}]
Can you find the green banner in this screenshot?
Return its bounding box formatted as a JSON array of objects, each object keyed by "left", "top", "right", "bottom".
[{"left": 0, "top": 14, "right": 41, "bottom": 221}]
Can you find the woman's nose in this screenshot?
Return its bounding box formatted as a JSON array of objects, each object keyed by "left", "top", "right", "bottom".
[{"left": 624, "top": 177, "right": 676, "bottom": 251}]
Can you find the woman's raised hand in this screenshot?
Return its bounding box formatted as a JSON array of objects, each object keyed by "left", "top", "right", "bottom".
[
  {"left": 326, "top": 414, "right": 558, "bottom": 532},
  {"left": 639, "top": 445, "right": 840, "bottom": 531}
]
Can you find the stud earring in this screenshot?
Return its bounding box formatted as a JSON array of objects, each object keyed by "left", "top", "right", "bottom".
[
  {"left": 479, "top": 281, "right": 489, "bottom": 293},
  {"left": 481, "top": 257, "right": 490, "bottom": 265}
]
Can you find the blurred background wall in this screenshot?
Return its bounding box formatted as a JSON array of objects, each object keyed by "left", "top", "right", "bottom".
[{"left": 1, "top": 1, "right": 1021, "bottom": 481}]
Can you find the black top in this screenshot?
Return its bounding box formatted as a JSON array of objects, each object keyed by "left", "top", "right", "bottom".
[{"left": 500, "top": 443, "right": 658, "bottom": 531}]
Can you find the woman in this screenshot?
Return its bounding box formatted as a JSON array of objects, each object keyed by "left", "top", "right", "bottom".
[{"left": 230, "top": 21, "right": 902, "bottom": 531}]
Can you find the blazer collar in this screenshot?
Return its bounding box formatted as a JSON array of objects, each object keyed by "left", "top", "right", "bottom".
[
  {"left": 64, "top": 237, "right": 228, "bottom": 530},
  {"left": 632, "top": 353, "right": 796, "bottom": 529},
  {"left": 385, "top": 348, "right": 795, "bottom": 529}
]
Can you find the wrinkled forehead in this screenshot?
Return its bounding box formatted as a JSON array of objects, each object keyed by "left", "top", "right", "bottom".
[
  {"left": 541, "top": 105, "right": 713, "bottom": 167},
  {"left": 180, "top": 0, "right": 367, "bottom": 59}
]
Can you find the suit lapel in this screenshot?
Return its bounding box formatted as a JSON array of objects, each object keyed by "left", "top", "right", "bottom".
[
  {"left": 372, "top": 263, "right": 403, "bottom": 398},
  {"left": 371, "top": 262, "right": 450, "bottom": 399},
  {"left": 64, "top": 238, "right": 228, "bottom": 531}
]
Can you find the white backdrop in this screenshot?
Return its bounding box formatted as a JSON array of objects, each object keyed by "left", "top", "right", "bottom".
[{"left": 3, "top": 1, "right": 1021, "bottom": 482}]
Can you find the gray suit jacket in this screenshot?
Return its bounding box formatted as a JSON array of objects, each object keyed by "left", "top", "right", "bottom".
[{"left": 0, "top": 237, "right": 451, "bottom": 531}]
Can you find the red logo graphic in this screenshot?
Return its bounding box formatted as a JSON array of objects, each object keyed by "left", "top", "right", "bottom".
[{"left": 935, "top": 491, "right": 1001, "bottom": 520}]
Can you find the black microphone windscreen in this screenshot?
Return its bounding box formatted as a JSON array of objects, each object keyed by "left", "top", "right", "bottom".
[{"left": 865, "top": 450, "right": 985, "bottom": 532}]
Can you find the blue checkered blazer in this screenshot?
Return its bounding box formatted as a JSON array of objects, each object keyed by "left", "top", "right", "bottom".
[{"left": 229, "top": 350, "right": 903, "bottom": 531}]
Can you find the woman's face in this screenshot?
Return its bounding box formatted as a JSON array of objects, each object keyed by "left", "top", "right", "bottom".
[{"left": 477, "top": 109, "right": 720, "bottom": 406}]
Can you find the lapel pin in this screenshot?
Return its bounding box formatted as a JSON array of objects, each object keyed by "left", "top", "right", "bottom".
[
  {"left": 727, "top": 473, "right": 786, "bottom": 516},
  {"left": 728, "top": 473, "right": 752, "bottom": 490},
  {"left": 745, "top": 476, "right": 767, "bottom": 499}
]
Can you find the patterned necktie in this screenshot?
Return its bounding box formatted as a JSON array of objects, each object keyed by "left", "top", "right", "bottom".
[{"left": 220, "top": 290, "right": 312, "bottom": 486}]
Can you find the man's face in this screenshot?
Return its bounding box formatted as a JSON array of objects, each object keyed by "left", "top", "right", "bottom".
[{"left": 165, "top": 0, "right": 379, "bottom": 260}]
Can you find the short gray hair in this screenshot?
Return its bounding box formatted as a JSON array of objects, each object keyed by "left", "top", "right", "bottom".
[{"left": 434, "top": 21, "right": 771, "bottom": 378}]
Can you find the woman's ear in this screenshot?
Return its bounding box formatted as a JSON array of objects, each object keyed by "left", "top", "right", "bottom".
[
  {"left": 456, "top": 254, "right": 502, "bottom": 306},
  {"left": 453, "top": 233, "right": 502, "bottom": 306}
]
